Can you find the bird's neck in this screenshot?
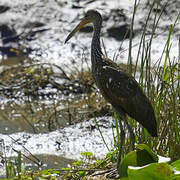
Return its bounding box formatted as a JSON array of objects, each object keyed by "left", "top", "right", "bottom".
[{"left": 91, "top": 20, "right": 103, "bottom": 67}]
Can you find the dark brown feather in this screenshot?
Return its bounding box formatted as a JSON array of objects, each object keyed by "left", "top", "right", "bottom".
[{"left": 93, "top": 57, "right": 157, "bottom": 137}]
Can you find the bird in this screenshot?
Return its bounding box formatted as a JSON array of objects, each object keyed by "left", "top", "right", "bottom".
[{"left": 65, "top": 9, "right": 157, "bottom": 170}]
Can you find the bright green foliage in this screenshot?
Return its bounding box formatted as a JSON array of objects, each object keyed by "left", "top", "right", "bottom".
[
  {"left": 119, "top": 151, "right": 137, "bottom": 177},
  {"left": 80, "top": 152, "right": 93, "bottom": 158},
  {"left": 169, "top": 174, "right": 180, "bottom": 180},
  {"left": 61, "top": 167, "right": 71, "bottom": 171},
  {"left": 7, "top": 169, "right": 61, "bottom": 180},
  {"left": 128, "top": 163, "right": 173, "bottom": 180},
  {"left": 171, "top": 159, "right": 180, "bottom": 171},
  {"left": 118, "top": 144, "right": 180, "bottom": 179},
  {"left": 106, "top": 148, "right": 118, "bottom": 164},
  {"left": 72, "top": 160, "right": 82, "bottom": 167},
  {"left": 119, "top": 177, "right": 129, "bottom": 180},
  {"left": 78, "top": 170, "right": 86, "bottom": 177},
  {"left": 136, "top": 144, "right": 158, "bottom": 164},
  {"left": 5, "top": 151, "right": 25, "bottom": 179},
  {"left": 118, "top": 144, "right": 158, "bottom": 177}
]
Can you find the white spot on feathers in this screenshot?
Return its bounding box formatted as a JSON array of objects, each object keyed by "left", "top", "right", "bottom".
[{"left": 109, "top": 78, "right": 112, "bottom": 83}]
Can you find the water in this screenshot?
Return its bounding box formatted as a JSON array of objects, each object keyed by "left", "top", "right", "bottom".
[{"left": 0, "top": 0, "right": 179, "bottom": 177}]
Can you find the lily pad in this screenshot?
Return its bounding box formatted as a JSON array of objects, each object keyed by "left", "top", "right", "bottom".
[
  {"left": 128, "top": 163, "right": 173, "bottom": 180},
  {"left": 136, "top": 144, "right": 158, "bottom": 165},
  {"left": 118, "top": 144, "right": 158, "bottom": 177}
]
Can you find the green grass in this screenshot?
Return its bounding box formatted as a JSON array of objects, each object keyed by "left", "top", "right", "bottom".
[
  {"left": 124, "top": 1, "right": 180, "bottom": 161},
  {"left": 97, "top": 0, "right": 180, "bottom": 166}
]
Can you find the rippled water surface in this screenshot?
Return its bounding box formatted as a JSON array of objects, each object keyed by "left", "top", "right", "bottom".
[{"left": 0, "top": 0, "right": 179, "bottom": 177}]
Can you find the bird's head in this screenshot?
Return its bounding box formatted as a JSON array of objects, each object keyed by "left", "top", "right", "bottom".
[{"left": 65, "top": 10, "right": 101, "bottom": 43}]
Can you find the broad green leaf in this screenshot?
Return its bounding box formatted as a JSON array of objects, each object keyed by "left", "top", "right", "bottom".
[
  {"left": 171, "top": 159, "right": 180, "bottom": 171},
  {"left": 119, "top": 177, "right": 129, "bottom": 180},
  {"left": 119, "top": 151, "right": 137, "bottom": 177},
  {"left": 128, "top": 163, "right": 173, "bottom": 180},
  {"left": 168, "top": 174, "right": 180, "bottom": 180},
  {"left": 136, "top": 144, "right": 158, "bottom": 163},
  {"left": 118, "top": 144, "right": 158, "bottom": 177}
]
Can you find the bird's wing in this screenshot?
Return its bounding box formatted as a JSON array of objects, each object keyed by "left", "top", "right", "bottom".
[
  {"left": 98, "top": 65, "right": 140, "bottom": 98},
  {"left": 95, "top": 65, "right": 157, "bottom": 137},
  {"left": 96, "top": 65, "right": 148, "bottom": 117}
]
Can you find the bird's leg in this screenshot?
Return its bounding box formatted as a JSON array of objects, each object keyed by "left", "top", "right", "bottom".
[
  {"left": 124, "top": 116, "right": 135, "bottom": 150},
  {"left": 117, "top": 113, "right": 125, "bottom": 170}
]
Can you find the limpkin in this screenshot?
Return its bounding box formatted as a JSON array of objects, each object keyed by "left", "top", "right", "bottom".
[{"left": 65, "top": 10, "right": 157, "bottom": 169}]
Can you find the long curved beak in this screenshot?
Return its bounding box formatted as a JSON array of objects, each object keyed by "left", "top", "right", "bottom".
[{"left": 65, "top": 18, "right": 90, "bottom": 43}]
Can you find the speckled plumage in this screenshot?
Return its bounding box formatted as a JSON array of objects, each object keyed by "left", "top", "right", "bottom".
[
  {"left": 92, "top": 55, "right": 157, "bottom": 137},
  {"left": 65, "top": 10, "right": 158, "bottom": 166}
]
